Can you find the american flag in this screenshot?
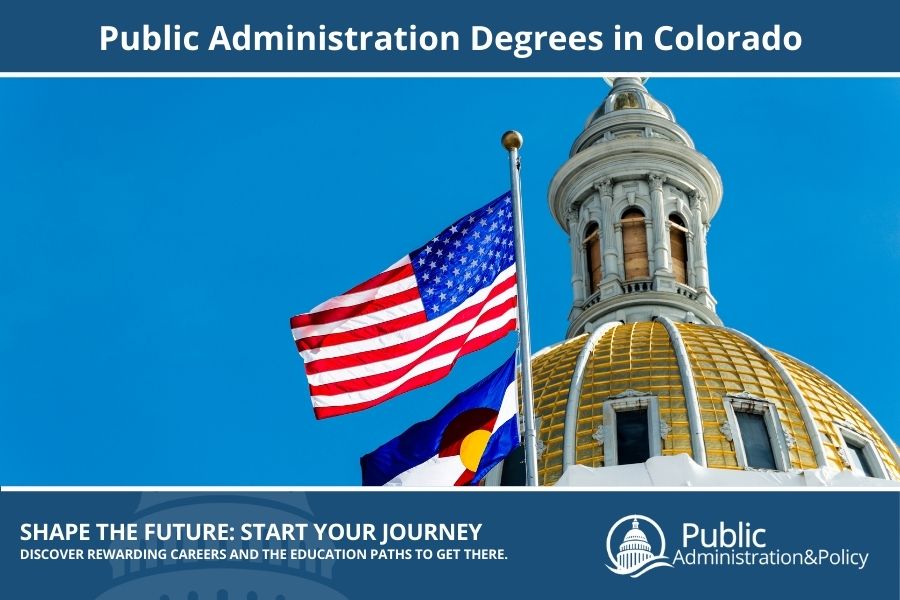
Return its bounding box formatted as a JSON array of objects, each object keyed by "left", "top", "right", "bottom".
[{"left": 291, "top": 192, "right": 518, "bottom": 419}]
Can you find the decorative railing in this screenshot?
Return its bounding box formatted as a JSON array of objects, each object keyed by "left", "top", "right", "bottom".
[
  {"left": 675, "top": 283, "right": 699, "bottom": 300},
  {"left": 579, "top": 280, "right": 700, "bottom": 311},
  {"left": 622, "top": 279, "right": 654, "bottom": 294},
  {"left": 583, "top": 290, "right": 604, "bottom": 309}
]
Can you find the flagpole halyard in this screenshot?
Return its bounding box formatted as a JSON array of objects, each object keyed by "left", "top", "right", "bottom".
[{"left": 502, "top": 130, "right": 539, "bottom": 487}]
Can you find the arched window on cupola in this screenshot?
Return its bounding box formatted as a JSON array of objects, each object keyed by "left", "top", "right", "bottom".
[
  {"left": 583, "top": 222, "right": 602, "bottom": 294},
  {"left": 621, "top": 208, "right": 649, "bottom": 280},
  {"left": 668, "top": 213, "right": 689, "bottom": 285}
]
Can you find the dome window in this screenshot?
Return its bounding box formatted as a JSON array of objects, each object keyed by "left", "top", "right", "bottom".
[
  {"left": 621, "top": 208, "right": 650, "bottom": 281},
  {"left": 722, "top": 394, "right": 791, "bottom": 471},
  {"left": 583, "top": 222, "right": 602, "bottom": 294},
  {"left": 846, "top": 440, "right": 874, "bottom": 477},
  {"left": 616, "top": 408, "right": 650, "bottom": 465},
  {"left": 668, "top": 213, "right": 689, "bottom": 285},
  {"left": 734, "top": 412, "right": 777, "bottom": 470},
  {"left": 613, "top": 91, "right": 640, "bottom": 110},
  {"left": 835, "top": 424, "right": 888, "bottom": 479},
  {"left": 601, "top": 391, "right": 663, "bottom": 466}
]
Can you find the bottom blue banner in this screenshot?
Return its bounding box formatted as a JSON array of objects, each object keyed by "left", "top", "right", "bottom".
[{"left": 2, "top": 490, "right": 897, "bottom": 599}]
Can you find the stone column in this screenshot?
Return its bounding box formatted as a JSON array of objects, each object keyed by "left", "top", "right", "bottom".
[
  {"left": 595, "top": 178, "right": 619, "bottom": 280},
  {"left": 614, "top": 222, "right": 625, "bottom": 278},
  {"left": 644, "top": 218, "right": 655, "bottom": 275},
  {"left": 567, "top": 207, "right": 586, "bottom": 305},
  {"left": 689, "top": 190, "right": 710, "bottom": 292},
  {"left": 686, "top": 230, "right": 697, "bottom": 288},
  {"left": 648, "top": 173, "right": 671, "bottom": 274}
]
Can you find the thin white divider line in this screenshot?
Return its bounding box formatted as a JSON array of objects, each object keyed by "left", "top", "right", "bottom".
[{"left": 0, "top": 72, "right": 899, "bottom": 78}]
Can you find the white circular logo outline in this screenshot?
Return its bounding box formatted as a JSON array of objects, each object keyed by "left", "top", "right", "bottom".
[{"left": 606, "top": 513, "right": 666, "bottom": 566}]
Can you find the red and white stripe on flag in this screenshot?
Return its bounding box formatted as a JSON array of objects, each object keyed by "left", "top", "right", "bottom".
[{"left": 290, "top": 192, "right": 518, "bottom": 419}]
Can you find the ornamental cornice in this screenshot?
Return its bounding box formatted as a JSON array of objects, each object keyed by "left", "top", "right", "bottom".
[
  {"left": 729, "top": 390, "right": 766, "bottom": 402},
  {"left": 565, "top": 291, "right": 722, "bottom": 338},
  {"left": 547, "top": 138, "right": 724, "bottom": 230},
  {"left": 609, "top": 388, "right": 652, "bottom": 400},
  {"left": 570, "top": 110, "right": 695, "bottom": 156}
]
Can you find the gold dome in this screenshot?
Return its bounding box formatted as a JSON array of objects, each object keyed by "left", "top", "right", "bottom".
[{"left": 529, "top": 321, "right": 899, "bottom": 485}]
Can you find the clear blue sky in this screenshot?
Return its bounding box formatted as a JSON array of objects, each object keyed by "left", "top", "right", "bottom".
[{"left": 0, "top": 78, "right": 897, "bottom": 485}]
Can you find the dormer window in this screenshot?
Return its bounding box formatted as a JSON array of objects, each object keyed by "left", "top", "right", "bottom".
[
  {"left": 616, "top": 408, "right": 650, "bottom": 465},
  {"left": 836, "top": 424, "right": 887, "bottom": 479},
  {"left": 846, "top": 439, "right": 875, "bottom": 477},
  {"left": 722, "top": 394, "right": 791, "bottom": 471},
  {"left": 734, "top": 411, "right": 777, "bottom": 469},
  {"left": 601, "top": 391, "right": 664, "bottom": 466}
]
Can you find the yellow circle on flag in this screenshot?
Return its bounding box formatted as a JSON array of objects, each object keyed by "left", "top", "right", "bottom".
[{"left": 459, "top": 429, "right": 492, "bottom": 472}]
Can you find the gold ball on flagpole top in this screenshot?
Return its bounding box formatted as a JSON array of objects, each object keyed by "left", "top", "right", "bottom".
[{"left": 501, "top": 130, "right": 523, "bottom": 150}]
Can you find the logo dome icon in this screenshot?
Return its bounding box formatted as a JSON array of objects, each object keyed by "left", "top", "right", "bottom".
[{"left": 606, "top": 515, "right": 673, "bottom": 578}]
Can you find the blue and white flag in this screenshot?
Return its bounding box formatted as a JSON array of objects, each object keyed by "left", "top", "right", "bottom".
[{"left": 360, "top": 353, "right": 520, "bottom": 486}]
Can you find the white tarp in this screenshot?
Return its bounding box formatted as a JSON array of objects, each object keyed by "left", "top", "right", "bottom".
[{"left": 554, "top": 453, "right": 899, "bottom": 487}]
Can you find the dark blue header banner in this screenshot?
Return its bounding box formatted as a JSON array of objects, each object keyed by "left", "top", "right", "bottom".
[
  {"left": 3, "top": 490, "right": 897, "bottom": 599},
  {"left": 0, "top": 0, "right": 898, "bottom": 72}
]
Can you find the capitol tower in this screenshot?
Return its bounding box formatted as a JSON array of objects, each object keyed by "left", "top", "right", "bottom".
[
  {"left": 616, "top": 520, "right": 654, "bottom": 570},
  {"left": 487, "top": 77, "right": 900, "bottom": 487}
]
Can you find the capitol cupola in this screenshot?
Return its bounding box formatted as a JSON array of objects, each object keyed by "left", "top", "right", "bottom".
[
  {"left": 548, "top": 76, "right": 724, "bottom": 336},
  {"left": 485, "top": 76, "right": 899, "bottom": 487}
]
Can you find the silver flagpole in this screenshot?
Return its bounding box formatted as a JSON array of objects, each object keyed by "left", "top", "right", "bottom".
[{"left": 502, "top": 130, "right": 539, "bottom": 487}]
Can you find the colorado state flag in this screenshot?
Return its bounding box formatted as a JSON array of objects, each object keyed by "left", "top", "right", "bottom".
[{"left": 360, "top": 353, "right": 520, "bottom": 486}]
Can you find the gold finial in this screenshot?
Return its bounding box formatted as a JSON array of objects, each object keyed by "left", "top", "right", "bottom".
[{"left": 501, "top": 130, "right": 523, "bottom": 150}]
